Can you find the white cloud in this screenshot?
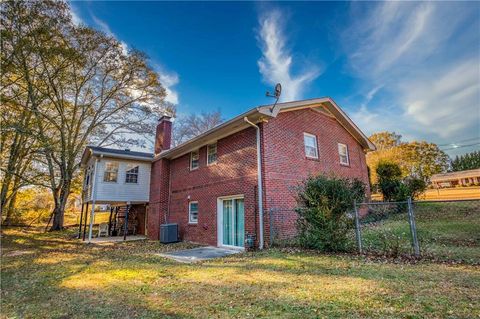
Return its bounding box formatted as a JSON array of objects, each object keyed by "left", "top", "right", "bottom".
[
  {"left": 88, "top": 15, "right": 180, "bottom": 105},
  {"left": 257, "top": 9, "right": 321, "bottom": 102},
  {"left": 403, "top": 59, "right": 480, "bottom": 137},
  {"left": 343, "top": 1, "right": 480, "bottom": 145},
  {"left": 158, "top": 71, "right": 180, "bottom": 105},
  {"left": 69, "top": 3, "right": 84, "bottom": 26},
  {"left": 91, "top": 14, "right": 128, "bottom": 55}
]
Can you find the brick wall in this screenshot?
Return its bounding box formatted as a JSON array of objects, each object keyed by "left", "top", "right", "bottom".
[
  {"left": 164, "top": 127, "right": 258, "bottom": 246},
  {"left": 262, "top": 108, "right": 370, "bottom": 244},
  {"left": 148, "top": 107, "right": 370, "bottom": 248}
]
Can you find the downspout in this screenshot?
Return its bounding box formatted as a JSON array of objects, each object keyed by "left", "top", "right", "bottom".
[
  {"left": 87, "top": 156, "right": 100, "bottom": 242},
  {"left": 244, "top": 117, "right": 264, "bottom": 249}
]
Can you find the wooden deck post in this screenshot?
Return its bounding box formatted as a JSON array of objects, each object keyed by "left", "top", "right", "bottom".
[
  {"left": 82, "top": 203, "right": 89, "bottom": 241},
  {"left": 108, "top": 206, "right": 113, "bottom": 236},
  {"left": 123, "top": 204, "right": 130, "bottom": 241},
  {"left": 78, "top": 203, "right": 85, "bottom": 239},
  {"left": 88, "top": 201, "right": 95, "bottom": 242}
]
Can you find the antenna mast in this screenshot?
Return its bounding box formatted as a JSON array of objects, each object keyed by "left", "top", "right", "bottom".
[{"left": 266, "top": 83, "right": 282, "bottom": 112}]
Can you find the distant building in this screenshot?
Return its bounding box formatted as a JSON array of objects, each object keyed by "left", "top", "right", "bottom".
[{"left": 430, "top": 168, "right": 480, "bottom": 188}]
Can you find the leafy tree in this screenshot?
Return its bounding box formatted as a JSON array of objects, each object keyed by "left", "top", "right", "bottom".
[
  {"left": 1, "top": 1, "right": 168, "bottom": 230},
  {"left": 376, "top": 161, "right": 427, "bottom": 201},
  {"left": 451, "top": 150, "right": 480, "bottom": 171},
  {"left": 376, "top": 160, "right": 403, "bottom": 201},
  {"left": 369, "top": 131, "right": 402, "bottom": 150},
  {"left": 172, "top": 110, "right": 223, "bottom": 146},
  {"left": 295, "top": 175, "right": 366, "bottom": 252},
  {"left": 403, "top": 177, "right": 427, "bottom": 199},
  {"left": 367, "top": 132, "right": 449, "bottom": 184},
  {"left": 398, "top": 142, "right": 450, "bottom": 180}
]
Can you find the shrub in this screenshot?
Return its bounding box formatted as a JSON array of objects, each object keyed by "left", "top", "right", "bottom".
[
  {"left": 376, "top": 160, "right": 403, "bottom": 201},
  {"left": 404, "top": 177, "right": 427, "bottom": 199},
  {"left": 295, "top": 175, "right": 365, "bottom": 252},
  {"left": 376, "top": 161, "right": 426, "bottom": 201}
]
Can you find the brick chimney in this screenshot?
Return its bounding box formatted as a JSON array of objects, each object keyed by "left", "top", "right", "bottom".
[{"left": 154, "top": 116, "right": 172, "bottom": 154}]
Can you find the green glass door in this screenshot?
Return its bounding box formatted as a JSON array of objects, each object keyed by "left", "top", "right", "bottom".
[{"left": 222, "top": 198, "right": 244, "bottom": 247}]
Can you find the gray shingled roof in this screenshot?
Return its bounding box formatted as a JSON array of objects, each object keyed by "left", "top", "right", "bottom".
[
  {"left": 430, "top": 168, "right": 480, "bottom": 181},
  {"left": 88, "top": 146, "right": 153, "bottom": 158}
]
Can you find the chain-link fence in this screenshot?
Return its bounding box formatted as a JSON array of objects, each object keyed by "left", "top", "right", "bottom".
[
  {"left": 354, "top": 199, "right": 419, "bottom": 257},
  {"left": 269, "top": 199, "right": 480, "bottom": 263},
  {"left": 354, "top": 199, "right": 480, "bottom": 263}
]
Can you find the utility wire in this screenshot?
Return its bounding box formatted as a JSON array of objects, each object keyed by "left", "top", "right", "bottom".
[
  {"left": 441, "top": 142, "right": 480, "bottom": 151},
  {"left": 438, "top": 137, "right": 480, "bottom": 147}
]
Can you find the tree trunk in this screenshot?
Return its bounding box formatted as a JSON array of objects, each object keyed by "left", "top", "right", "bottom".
[
  {"left": 4, "top": 192, "right": 18, "bottom": 226},
  {"left": 49, "top": 181, "right": 71, "bottom": 231}
]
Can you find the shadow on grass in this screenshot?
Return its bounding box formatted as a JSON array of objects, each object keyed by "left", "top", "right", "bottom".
[{"left": 2, "top": 228, "right": 480, "bottom": 318}]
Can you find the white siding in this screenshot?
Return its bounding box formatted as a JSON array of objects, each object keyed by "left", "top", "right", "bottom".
[{"left": 87, "top": 156, "right": 151, "bottom": 203}]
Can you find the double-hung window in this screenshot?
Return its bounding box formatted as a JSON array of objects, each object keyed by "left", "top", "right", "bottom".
[
  {"left": 207, "top": 143, "right": 217, "bottom": 165},
  {"left": 190, "top": 150, "right": 199, "bottom": 170},
  {"left": 189, "top": 201, "right": 198, "bottom": 224},
  {"left": 303, "top": 133, "right": 318, "bottom": 159},
  {"left": 103, "top": 162, "right": 119, "bottom": 182},
  {"left": 338, "top": 143, "right": 349, "bottom": 165},
  {"left": 125, "top": 164, "right": 139, "bottom": 183}
]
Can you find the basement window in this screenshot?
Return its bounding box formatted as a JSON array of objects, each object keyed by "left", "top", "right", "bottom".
[
  {"left": 103, "top": 162, "right": 119, "bottom": 182},
  {"left": 207, "top": 143, "right": 217, "bottom": 165},
  {"left": 125, "top": 164, "right": 139, "bottom": 183},
  {"left": 189, "top": 201, "right": 198, "bottom": 224},
  {"left": 190, "top": 150, "right": 199, "bottom": 170},
  {"left": 338, "top": 143, "right": 350, "bottom": 165},
  {"left": 303, "top": 133, "right": 318, "bottom": 159}
]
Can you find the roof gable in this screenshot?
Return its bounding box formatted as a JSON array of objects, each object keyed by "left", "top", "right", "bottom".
[{"left": 157, "top": 97, "right": 375, "bottom": 160}]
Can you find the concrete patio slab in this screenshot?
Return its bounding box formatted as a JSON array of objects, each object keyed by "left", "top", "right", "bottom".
[
  {"left": 85, "top": 235, "right": 147, "bottom": 244},
  {"left": 158, "top": 246, "right": 241, "bottom": 263}
]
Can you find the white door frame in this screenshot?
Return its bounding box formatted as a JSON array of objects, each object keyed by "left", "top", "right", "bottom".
[{"left": 217, "top": 194, "right": 245, "bottom": 250}]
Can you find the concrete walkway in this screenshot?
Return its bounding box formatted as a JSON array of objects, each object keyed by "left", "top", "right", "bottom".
[{"left": 158, "top": 246, "right": 242, "bottom": 263}]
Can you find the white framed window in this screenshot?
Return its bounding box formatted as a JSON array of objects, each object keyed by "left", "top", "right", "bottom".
[
  {"left": 303, "top": 133, "right": 318, "bottom": 159},
  {"left": 190, "top": 150, "right": 199, "bottom": 170},
  {"left": 338, "top": 143, "right": 349, "bottom": 165},
  {"left": 189, "top": 201, "right": 198, "bottom": 224},
  {"left": 125, "top": 164, "right": 139, "bottom": 183},
  {"left": 207, "top": 143, "right": 217, "bottom": 165},
  {"left": 103, "top": 161, "right": 119, "bottom": 182}
]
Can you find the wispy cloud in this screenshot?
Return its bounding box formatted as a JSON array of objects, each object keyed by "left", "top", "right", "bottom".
[
  {"left": 87, "top": 13, "right": 180, "bottom": 106},
  {"left": 343, "top": 2, "right": 480, "bottom": 145},
  {"left": 69, "top": 3, "right": 84, "bottom": 26},
  {"left": 157, "top": 69, "right": 180, "bottom": 105},
  {"left": 91, "top": 14, "right": 129, "bottom": 55},
  {"left": 257, "top": 9, "right": 321, "bottom": 102}
]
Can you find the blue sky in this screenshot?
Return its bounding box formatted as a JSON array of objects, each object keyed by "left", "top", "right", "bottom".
[{"left": 71, "top": 1, "right": 479, "bottom": 156}]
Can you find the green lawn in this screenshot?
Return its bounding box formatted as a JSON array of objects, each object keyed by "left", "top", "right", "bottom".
[
  {"left": 2, "top": 228, "right": 479, "bottom": 318},
  {"left": 359, "top": 201, "right": 480, "bottom": 263}
]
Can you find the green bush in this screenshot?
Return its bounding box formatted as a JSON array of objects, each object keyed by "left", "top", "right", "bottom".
[
  {"left": 295, "top": 175, "right": 366, "bottom": 252},
  {"left": 377, "top": 160, "right": 402, "bottom": 201},
  {"left": 404, "top": 177, "right": 427, "bottom": 199},
  {"left": 376, "top": 160, "right": 427, "bottom": 201}
]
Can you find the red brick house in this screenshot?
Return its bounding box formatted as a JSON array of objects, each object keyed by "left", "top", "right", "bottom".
[{"left": 148, "top": 97, "right": 375, "bottom": 249}]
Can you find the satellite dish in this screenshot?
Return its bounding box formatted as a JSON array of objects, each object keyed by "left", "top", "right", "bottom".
[
  {"left": 274, "top": 83, "right": 282, "bottom": 98},
  {"left": 266, "top": 83, "right": 282, "bottom": 112}
]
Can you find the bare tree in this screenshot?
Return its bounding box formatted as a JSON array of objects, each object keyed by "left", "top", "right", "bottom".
[
  {"left": 1, "top": 1, "right": 169, "bottom": 230},
  {"left": 172, "top": 111, "right": 223, "bottom": 146}
]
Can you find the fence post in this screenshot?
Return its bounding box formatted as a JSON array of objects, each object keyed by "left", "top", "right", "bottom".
[
  {"left": 353, "top": 200, "right": 363, "bottom": 254},
  {"left": 407, "top": 197, "right": 420, "bottom": 257}
]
